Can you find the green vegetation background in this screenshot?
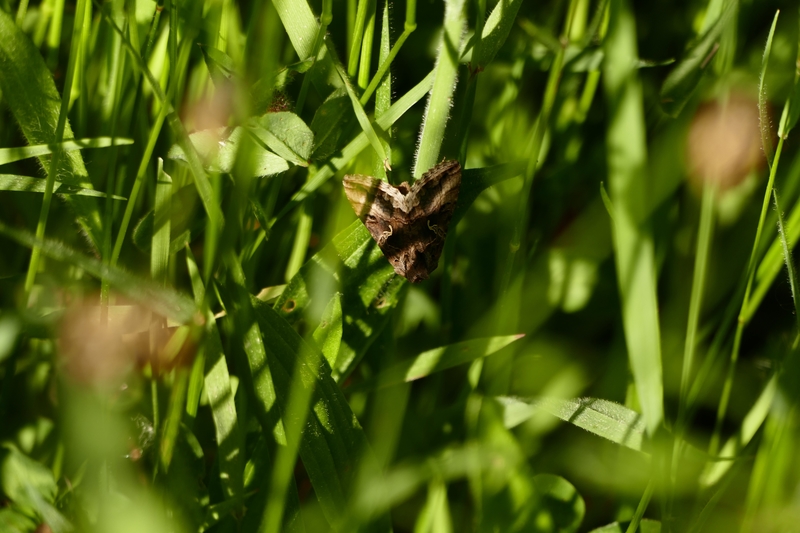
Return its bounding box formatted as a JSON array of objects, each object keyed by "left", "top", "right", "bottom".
[{"left": 0, "top": 0, "right": 799, "bottom": 531}]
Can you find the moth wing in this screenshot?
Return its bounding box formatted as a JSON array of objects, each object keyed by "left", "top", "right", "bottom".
[
  {"left": 343, "top": 174, "right": 405, "bottom": 246},
  {"left": 409, "top": 160, "right": 461, "bottom": 223}
]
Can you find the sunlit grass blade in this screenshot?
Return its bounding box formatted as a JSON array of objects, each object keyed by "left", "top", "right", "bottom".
[
  {"left": 702, "top": 375, "right": 778, "bottom": 486},
  {"left": 603, "top": 0, "right": 663, "bottom": 435},
  {"left": 352, "top": 335, "right": 524, "bottom": 391},
  {"left": 498, "top": 396, "right": 648, "bottom": 453},
  {"left": 0, "top": 175, "right": 126, "bottom": 199},
  {"left": 0, "top": 137, "right": 133, "bottom": 165}
]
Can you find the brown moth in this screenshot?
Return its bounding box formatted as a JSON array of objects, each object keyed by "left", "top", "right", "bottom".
[{"left": 343, "top": 160, "right": 461, "bottom": 283}]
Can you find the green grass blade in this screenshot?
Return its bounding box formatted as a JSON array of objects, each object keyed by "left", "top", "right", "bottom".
[
  {"left": 0, "top": 8, "right": 102, "bottom": 251},
  {"left": 353, "top": 335, "right": 524, "bottom": 391},
  {"left": 0, "top": 137, "right": 133, "bottom": 165},
  {"left": 0, "top": 175, "right": 126, "bottom": 199},
  {"left": 272, "top": 0, "right": 319, "bottom": 60},
  {"left": 498, "top": 396, "right": 648, "bottom": 453},
  {"left": 603, "top": 0, "right": 664, "bottom": 435},
  {"left": 151, "top": 160, "right": 172, "bottom": 285},
  {"left": 702, "top": 375, "right": 778, "bottom": 486},
  {"left": 249, "top": 297, "right": 391, "bottom": 531},
  {"left": 659, "top": 3, "right": 734, "bottom": 117}
]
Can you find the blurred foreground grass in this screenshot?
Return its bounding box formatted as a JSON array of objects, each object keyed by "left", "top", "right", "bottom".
[{"left": 0, "top": 0, "right": 799, "bottom": 531}]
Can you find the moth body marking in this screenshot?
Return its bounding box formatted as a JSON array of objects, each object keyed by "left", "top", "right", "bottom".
[{"left": 342, "top": 160, "right": 462, "bottom": 282}]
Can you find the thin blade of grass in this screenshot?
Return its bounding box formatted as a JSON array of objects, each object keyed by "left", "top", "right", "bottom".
[
  {"left": 0, "top": 137, "right": 133, "bottom": 165},
  {"left": 352, "top": 335, "right": 524, "bottom": 391},
  {"left": 0, "top": 175, "right": 126, "bottom": 199}
]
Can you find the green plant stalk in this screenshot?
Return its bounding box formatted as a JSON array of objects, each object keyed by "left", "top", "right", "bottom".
[
  {"left": 414, "top": 0, "right": 466, "bottom": 178},
  {"left": 774, "top": 189, "right": 800, "bottom": 338},
  {"left": 101, "top": 18, "right": 129, "bottom": 316},
  {"left": 46, "top": 0, "right": 65, "bottom": 69},
  {"left": 110, "top": 99, "right": 170, "bottom": 267},
  {"left": 348, "top": 0, "right": 372, "bottom": 76},
  {"left": 625, "top": 479, "right": 654, "bottom": 533},
  {"left": 96, "top": 1, "right": 223, "bottom": 231},
  {"left": 357, "top": 0, "right": 376, "bottom": 89},
  {"left": 14, "top": 0, "right": 29, "bottom": 26},
  {"left": 359, "top": 0, "right": 416, "bottom": 107},
  {"left": 25, "top": 0, "right": 88, "bottom": 292},
  {"left": 680, "top": 183, "right": 715, "bottom": 405},
  {"left": 711, "top": 135, "right": 785, "bottom": 456}
]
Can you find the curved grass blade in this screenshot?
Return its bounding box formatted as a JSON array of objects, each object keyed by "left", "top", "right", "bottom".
[{"left": 0, "top": 222, "right": 195, "bottom": 324}]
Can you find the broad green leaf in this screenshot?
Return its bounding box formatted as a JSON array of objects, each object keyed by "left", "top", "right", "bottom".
[
  {"left": 0, "top": 9, "right": 102, "bottom": 247},
  {"left": 0, "top": 447, "right": 72, "bottom": 533},
  {"left": 497, "top": 397, "right": 648, "bottom": 453},
  {"left": 309, "top": 88, "right": 351, "bottom": 159},
  {"left": 0, "top": 222, "right": 196, "bottom": 324},
  {"left": 250, "top": 112, "right": 314, "bottom": 164},
  {"left": 313, "top": 293, "right": 343, "bottom": 368},
  {"left": 0, "top": 175, "right": 126, "bottom": 199},
  {"left": 0, "top": 137, "right": 133, "bottom": 165},
  {"left": 168, "top": 127, "right": 289, "bottom": 177}
]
